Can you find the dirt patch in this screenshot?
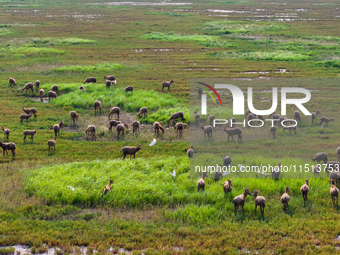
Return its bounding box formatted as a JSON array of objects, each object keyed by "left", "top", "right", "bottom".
[{"left": 28, "top": 96, "right": 49, "bottom": 103}]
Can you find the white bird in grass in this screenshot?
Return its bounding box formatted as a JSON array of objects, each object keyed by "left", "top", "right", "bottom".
[
  {"left": 222, "top": 171, "right": 230, "bottom": 176},
  {"left": 149, "top": 138, "right": 156, "bottom": 146},
  {"left": 18, "top": 87, "right": 21, "bottom": 90},
  {"left": 67, "top": 186, "right": 75, "bottom": 191},
  {"left": 255, "top": 171, "right": 271, "bottom": 176},
  {"left": 238, "top": 164, "right": 245, "bottom": 171},
  {"left": 170, "top": 170, "right": 176, "bottom": 179},
  {"left": 96, "top": 158, "right": 99, "bottom": 162},
  {"left": 321, "top": 124, "right": 323, "bottom": 128}
]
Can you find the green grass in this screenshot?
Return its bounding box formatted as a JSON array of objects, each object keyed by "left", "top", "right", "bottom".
[
  {"left": 52, "top": 63, "right": 123, "bottom": 73},
  {"left": 312, "top": 3, "right": 337, "bottom": 6},
  {"left": 218, "top": 50, "right": 311, "bottom": 61},
  {"left": 30, "top": 246, "right": 48, "bottom": 254},
  {"left": 39, "top": 83, "right": 186, "bottom": 115},
  {"left": 314, "top": 59, "right": 340, "bottom": 68},
  {"left": 1, "top": 0, "right": 340, "bottom": 253},
  {"left": 24, "top": 157, "right": 191, "bottom": 207},
  {"left": 23, "top": 157, "right": 340, "bottom": 220},
  {"left": 142, "top": 32, "right": 237, "bottom": 48},
  {"left": 202, "top": 21, "right": 288, "bottom": 35},
  {"left": 0, "top": 247, "right": 15, "bottom": 255},
  {"left": 3, "top": 46, "right": 65, "bottom": 57},
  {"left": 0, "top": 27, "right": 15, "bottom": 36},
  {"left": 141, "top": 107, "right": 190, "bottom": 124},
  {"left": 30, "top": 37, "right": 96, "bottom": 46},
  {"left": 301, "top": 35, "right": 340, "bottom": 42}
]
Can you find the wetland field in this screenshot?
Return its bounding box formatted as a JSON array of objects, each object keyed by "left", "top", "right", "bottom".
[{"left": 1, "top": 0, "right": 340, "bottom": 254}]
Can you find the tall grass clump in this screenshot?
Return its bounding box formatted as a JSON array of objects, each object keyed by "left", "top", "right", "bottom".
[
  {"left": 301, "top": 35, "right": 340, "bottom": 42},
  {"left": 0, "top": 27, "right": 15, "bottom": 35},
  {"left": 31, "top": 37, "right": 96, "bottom": 46},
  {"left": 163, "top": 204, "right": 226, "bottom": 225},
  {"left": 141, "top": 107, "right": 190, "bottom": 124},
  {"left": 12, "top": 46, "right": 65, "bottom": 56},
  {"left": 47, "top": 84, "right": 185, "bottom": 113},
  {"left": 0, "top": 247, "right": 15, "bottom": 255},
  {"left": 218, "top": 50, "right": 310, "bottom": 61},
  {"left": 24, "top": 157, "right": 333, "bottom": 212},
  {"left": 24, "top": 157, "right": 198, "bottom": 207},
  {"left": 314, "top": 59, "right": 340, "bottom": 68},
  {"left": 201, "top": 21, "right": 288, "bottom": 35},
  {"left": 53, "top": 63, "right": 123, "bottom": 73},
  {"left": 0, "top": 46, "right": 65, "bottom": 58},
  {"left": 142, "top": 32, "right": 236, "bottom": 48}
]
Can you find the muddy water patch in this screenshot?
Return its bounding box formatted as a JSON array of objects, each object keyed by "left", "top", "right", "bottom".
[
  {"left": 28, "top": 96, "right": 49, "bottom": 103},
  {"left": 206, "top": 9, "right": 257, "bottom": 14},
  {"left": 275, "top": 68, "right": 289, "bottom": 73},
  {"left": 231, "top": 69, "right": 289, "bottom": 74},
  {"left": 208, "top": 14, "right": 229, "bottom": 17},
  {"left": 184, "top": 67, "right": 221, "bottom": 71},
  {"left": 275, "top": 18, "right": 315, "bottom": 22},
  {"left": 59, "top": 13, "right": 104, "bottom": 20},
  {"left": 131, "top": 49, "right": 145, "bottom": 52},
  {"left": 5, "top": 9, "right": 41, "bottom": 13},
  {"left": 274, "top": 13, "right": 298, "bottom": 17},
  {"left": 154, "top": 48, "right": 173, "bottom": 51},
  {"left": 130, "top": 48, "right": 175, "bottom": 52}
]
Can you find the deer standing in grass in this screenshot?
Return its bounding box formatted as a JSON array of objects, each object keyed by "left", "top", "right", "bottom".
[
  {"left": 0, "top": 139, "right": 17, "bottom": 157},
  {"left": 23, "top": 128, "right": 37, "bottom": 141},
  {"left": 2, "top": 127, "right": 10, "bottom": 140},
  {"left": 162, "top": 79, "right": 174, "bottom": 91},
  {"left": 48, "top": 137, "right": 57, "bottom": 152}
]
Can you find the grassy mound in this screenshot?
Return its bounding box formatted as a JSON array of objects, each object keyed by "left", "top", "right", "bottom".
[
  {"left": 218, "top": 50, "right": 310, "bottom": 61},
  {"left": 202, "top": 21, "right": 288, "bottom": 35},
  {"left": 24, "top": 157, "right": 191, "bottom": 207},
  {"left": 53, "top": 62, "right": 123, "bottom": 73},
  {"left": 40, "top": 83, "right": 186, "bottom": 114},
  {"left": 142, "top": 32, "right": 237, "bottom": 48},
  {"left": 30, "top": 37, "right": 96, "bottom": 46},
  {"left": 24, "top": 157, "right": 333, "bottom": 219}
]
